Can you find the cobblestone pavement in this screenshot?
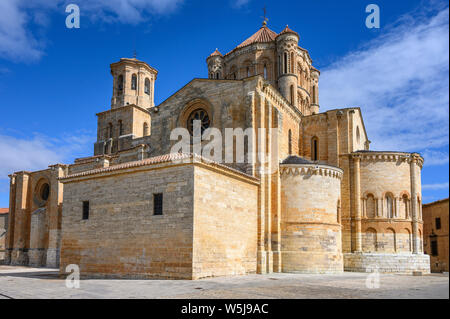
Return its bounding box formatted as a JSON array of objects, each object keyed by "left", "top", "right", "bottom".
[{"left": 0, "top": 266, "right": 448, "bottom": 299}]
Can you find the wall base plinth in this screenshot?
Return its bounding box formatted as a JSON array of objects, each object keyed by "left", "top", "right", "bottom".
[{"left": 344, "top": 253, "right": 430, "bottom": 274}]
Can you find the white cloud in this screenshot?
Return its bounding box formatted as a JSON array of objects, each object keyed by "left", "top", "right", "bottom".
[
  {"left": 319, "top": 7, "right": 449, "bottom": 165},
  {"left": 422, "top": 182, "right": 449, "bottom": 190},
  {"left": 0, "top": 0, "right": 184, "bottom": 62},
  {"left": 0, "top": 131, "right": 94, "bottom": 179},
  {"left": 233, "top": 0, "right": 250, "bottom": 8}
]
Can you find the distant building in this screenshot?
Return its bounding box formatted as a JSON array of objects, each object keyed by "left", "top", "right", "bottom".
[
  {"left": 0, "top": 208, "right": 8, "bottom": 261},
  {"left": 423, "top": 198, "right": 449, "bottom": 273}
]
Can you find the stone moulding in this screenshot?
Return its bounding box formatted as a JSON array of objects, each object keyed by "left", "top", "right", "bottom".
[
  {"left": 59, "top": 153, "right": 260, "bottom": 185},
  {"left": 352, "top": 151, "right": 424, "bottom": 168},
  {"left": 279, "top": 164, "right": 343, "bottom": 179}
]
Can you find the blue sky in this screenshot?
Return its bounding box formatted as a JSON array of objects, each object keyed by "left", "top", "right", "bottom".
[{"left": 0, "top": 0, "right": 448, "bottom": 207}]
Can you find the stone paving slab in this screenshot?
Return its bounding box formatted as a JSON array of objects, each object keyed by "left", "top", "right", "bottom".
[{"left": 0, "top": 266, "right": 448, "bottom": 299}]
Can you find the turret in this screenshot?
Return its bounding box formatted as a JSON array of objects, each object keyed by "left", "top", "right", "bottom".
[
  {"left": 310, "top": 67, "right": 320, "bottom": 114},
  {"left": 206, "top": 49, "right": 224, "bottom": 79},
  {"left": 276, "top": 25, "right": 299, "bottom": 108},
  {"left": 110, "top": 58, "right": 158, "bottom": 109}
]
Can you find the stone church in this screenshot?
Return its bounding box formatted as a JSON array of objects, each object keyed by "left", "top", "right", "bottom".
[{"left": 4, "top": 21, "right": 430, "bottom": 279}]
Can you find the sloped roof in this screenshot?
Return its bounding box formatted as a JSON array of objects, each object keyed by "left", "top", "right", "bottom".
[
  {"left": 281, "top": 155, "right": 313, "bottom": 165},
  {"left": 208, "top": 49, "right": 223, "bottom": 58},
  {"left": 278, "top": 25, "right": 299, "bottom": 37},
  {"left": 0, "top": 208, "right": 8, "bottom": 215},
  {"left": 235, "top": 24, "right": 278, "bottom": 50}
]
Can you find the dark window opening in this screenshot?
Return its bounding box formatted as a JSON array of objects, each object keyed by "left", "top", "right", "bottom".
[
  {"left": 144, "top": 78, "right": 150, "bottom": 95},
  {"left": 436, "top": 217, "right": 441, "bottom": 230},
  {"left": 154, "top": 193, "right": 163, "bottom": 215},
  {"left": 131, "top": 74, "right": 137, "bottom": 90},
  {"left": 431, "top": 240, "right": 438, "bottom": 256},
  {"left": 312, "top": 137, "right": 318, "bottom": 161},
  {"left": 82, "top": 201, "right": 90, "bottom": 220},
  {"left": 40, "top": 183, "right": 50, "bottom": 201}
]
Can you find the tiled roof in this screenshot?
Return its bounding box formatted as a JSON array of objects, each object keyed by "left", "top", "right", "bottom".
[
  {"left": 208, "top": 49, "right": 223, "bottom": 58},
  {"left": 278, "top": 25, "right": 299, "bottom": 37},
  {"left": 235, "top": 25, "right": 278, "bottom": 50},
  {"left": 60, "top": 153, "right": 259, "bottom": 182},
  {"left": 0, "top": 208, "right": 8, "bottom": 215}
]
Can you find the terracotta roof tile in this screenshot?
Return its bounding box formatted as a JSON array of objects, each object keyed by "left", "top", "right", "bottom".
[
  {"left": 208, "top": 49, "right": 223, "bottom": 58},
  {"left": 235, "top": 25, "right": 278, "bottom": 50},
  {"left": 278, "top": 25, "right": 299, "bottom": 37},
  {"left": 60, "top": 153, "right": 259, "bottom": 182},
  {"left": 0, "top": 208, "right": 8, "bottom": 214}
]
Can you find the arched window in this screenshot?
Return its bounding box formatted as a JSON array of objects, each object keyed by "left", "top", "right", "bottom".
[
  {"left": 108, "top": 123, "right": 113, "bottom": 139},
  {"left": 312, "top": 85, "right": 316, "bottom": 104},
  {"left": 290, "top": 85, "right": 294, "bottom": 104},
  {"left": 216, "top": 72, "right": 220, "bottom": 79},
  {"left": 364, "top": 228, "right": 377, "bottom": 252},
  {"left": 143, "top": 122, "right": 149, "bottom": 136},
  {"left": 263, "top": 64, "right": 267, "bottom": 79},
  {"left": 187, "top": 109, "right": 210, "bottom": 135},
  {"left": 366, "top": 194, "right": 376, "bottom": 218},
  {"left": 131, "top": 74, "right": 137, "bottom": 90},
  {"left": 311, "top": 137, "right": 319, "bottom": 161},
  {"left": 278, "top": 55, "right": 282, "bottom": 76},
  {"left": 290, "top": 52, "right": 294, "bottom": 73},
  {"left": 386, "top": 194, "right": 394, "bottom": 218},
  {"left": 210, "top": 73, "right": 213, "bottom": 79},
  {"left": 117, "top": 75, "right": 124, "bottom": 94},
  {"left": 284, "top": 52, "right": 288, "bottom": 74},
  {"left": 144, "top": 78, "right": 150, "bottom": 95},
  {"left": 288, "top": 129, "right": 292, "bottom": 155},
  {"left": 401, "top": 194, "right": 409, "bottom": 219},
  {"left": 118, "top": 120, "right": 123, "bottom": 136},
  {"left": 233, "top": 73, "right": 237, "bottom": 80},
  {"left": 246, "top": 66, "right": 250, "bottom": 77},
  {"left": 356, "top": 126, "right": 361, "bottom": 146}
]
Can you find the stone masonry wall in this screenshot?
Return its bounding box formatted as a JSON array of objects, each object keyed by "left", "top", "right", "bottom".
[
  {"left": 192, "top": 165, "right": 259, "bottom": 279},
  {"left": 60, "top": 164, "right": 195, "bottom": 279}
]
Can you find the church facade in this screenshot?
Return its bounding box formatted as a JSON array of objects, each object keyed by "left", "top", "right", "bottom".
[{"left": 4, "top": 22, "right": 430, "bottom": 279}]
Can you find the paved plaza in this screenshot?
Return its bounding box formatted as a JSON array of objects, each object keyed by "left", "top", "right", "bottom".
[{"left": 0, "top": 266, "right": 448, "bottom": 299}]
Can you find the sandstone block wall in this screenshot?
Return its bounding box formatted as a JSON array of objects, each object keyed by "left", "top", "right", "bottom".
[
  {"left": 344, "top": 253, "right": 430, "bottom": 274},
  {"left": 0, "top": 214, "right": 7, "bottom": 261},
  {"left": 423, "top": 198, "right": 449, "bottom": 272},
  {"left": 280, "top": 164, "right": 343, "bottom": 273},
  {"left": 60, "top": 164, "right": 195, "bottom": 279},
  {"left": 192, "top": 165, "right": 259, "bottom": 279}
]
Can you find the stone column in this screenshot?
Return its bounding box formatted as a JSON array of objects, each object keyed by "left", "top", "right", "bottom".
[
  {"left": 353, "top": 155, "right": 362, "bottom": 252},
  {"left": 256, "top": 93, "right": 266, "bottom": 274},
  {"left": 5, "top": 174, "right": 16, "bottom": 264},
  {"left": 410, "top": 155, "right": 420, "bottom": 254},
  {"left": 264, "top": 100, "right": 273, "bottom": 273}
]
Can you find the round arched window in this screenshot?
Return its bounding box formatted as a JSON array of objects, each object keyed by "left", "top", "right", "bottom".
[
  {"left": 40, "top": 183, "right": 50, "bottom": 201},
  {"left": 187, "top": 109, "right": 210, "bottom": 135}
]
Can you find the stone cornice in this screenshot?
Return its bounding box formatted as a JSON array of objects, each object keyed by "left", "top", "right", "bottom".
[
  {"left": 96, "top": 104, "right": 151, "bottom": 117},
  {"left": 59, "top": 153, "right": 259, "bottom": 185},
  {"left": 279, "top": 164, "right": 343, "bottom": 179},
  {"left": 350, "top": 151, "right": 425, "bottom": 168}
]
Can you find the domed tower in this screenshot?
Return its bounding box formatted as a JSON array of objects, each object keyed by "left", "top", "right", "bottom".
[
  {"left": 276, "top": 26, "right": 299, "bottom": 108},
  {"left": 206, "top": 49, "right": 224, "bottom": 79},
  {"left": 110, "top": 58, "right": 158, "bottom": 109}
]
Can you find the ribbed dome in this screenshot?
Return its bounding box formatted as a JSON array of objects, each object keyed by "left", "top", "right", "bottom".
[{"left": 236, "top": 25, "right": 278, "bottom": 49}]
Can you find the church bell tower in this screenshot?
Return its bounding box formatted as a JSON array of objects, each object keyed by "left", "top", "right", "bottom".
[{"left": 110, "top": 58, "right": 158, "bottom": 109}]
